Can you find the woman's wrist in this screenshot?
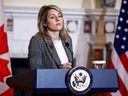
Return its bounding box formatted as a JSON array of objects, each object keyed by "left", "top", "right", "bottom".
[{"left": 60, "top": 63, "right": 72, "bottom": 69}]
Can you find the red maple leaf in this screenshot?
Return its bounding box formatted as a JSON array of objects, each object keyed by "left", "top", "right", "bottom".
[
  {"left": 0, "top": 88, "right": 14, "bottom": 96},
  {"left": 0, "top": 58, "right": 11, "bottom": 82},
  {"left": 0, "top": 25, "right": 8, "bottom": 55}
]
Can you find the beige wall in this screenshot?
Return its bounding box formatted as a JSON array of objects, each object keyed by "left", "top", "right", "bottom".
[
  {"left": 4, "top": 0, "right": 121, "bottom": 9},
  {"left": 4, "top": 0, "right": 86, "bottom": 8}
]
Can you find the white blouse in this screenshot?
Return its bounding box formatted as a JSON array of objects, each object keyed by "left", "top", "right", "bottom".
[{"left": 53, "top": 39, "right": 68, "bottom": 64}]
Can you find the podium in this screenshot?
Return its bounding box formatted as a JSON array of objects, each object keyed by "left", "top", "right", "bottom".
[{"left": 6, "top": 69, "right": 119, "bottom": 95}]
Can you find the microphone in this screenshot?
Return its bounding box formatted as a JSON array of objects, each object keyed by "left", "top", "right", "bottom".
[
  {"left": 65, "top": 42, "right": 69, "bottom": 48},
  {"left": 50, "top": 44, "right": 54, "bottom": 49}
]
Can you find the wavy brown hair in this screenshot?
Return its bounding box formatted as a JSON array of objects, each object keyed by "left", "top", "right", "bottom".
[{"left": 37, "top": 5, "right": 69, "bottom": 45}]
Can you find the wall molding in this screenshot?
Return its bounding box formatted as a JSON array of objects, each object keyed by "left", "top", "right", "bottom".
[{"left": 5, "top": 6, "right": 119, "bottom": 16}]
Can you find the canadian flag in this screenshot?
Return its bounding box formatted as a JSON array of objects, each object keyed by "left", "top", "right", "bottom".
[{"left": 0, "top": 0, "right": 14, "bottom": 96}]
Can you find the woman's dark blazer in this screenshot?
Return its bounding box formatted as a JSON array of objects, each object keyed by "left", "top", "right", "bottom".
[{"left": 28, "top": 32, "right": 75, "bottom": 70}]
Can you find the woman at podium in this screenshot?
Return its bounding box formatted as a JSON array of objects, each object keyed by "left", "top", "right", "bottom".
[{"left": 27, "top": 5, "right": 76, "bottom": 96}]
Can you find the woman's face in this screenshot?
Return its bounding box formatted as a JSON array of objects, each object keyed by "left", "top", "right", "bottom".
[{"left": 45, "top": 9, "right": 63, "bottom": 32}]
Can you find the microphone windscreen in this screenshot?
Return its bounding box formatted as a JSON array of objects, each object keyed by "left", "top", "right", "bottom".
[{"left": 65, "top": 42, "right": 69, "bottom": 47}]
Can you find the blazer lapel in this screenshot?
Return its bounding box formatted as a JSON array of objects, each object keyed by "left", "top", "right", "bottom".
[
  {"left": 61, "top": 40, "right": 72, "bottom": 63},
  {"left": 46, "top": 43, "right": 61, "bottom": 66},
  {"left": 46, "top": 40, "right": 72, "bottom": 66}
]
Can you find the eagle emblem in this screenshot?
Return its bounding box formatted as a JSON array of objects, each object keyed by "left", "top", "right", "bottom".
[
  {"left": 72, "top": 72, "right": 87, "bottom": 88},
  {"left": 66, "top": 66, "right": 93, "bottom": 95}
]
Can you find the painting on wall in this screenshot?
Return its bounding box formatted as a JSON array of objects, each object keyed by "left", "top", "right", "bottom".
[
  {"left": 95, "top": 0, "right": 116, "bottom": 8},
  {"left": 66, "top": 20, "right": 78, "bottom": 33},
  {"left": 95, "top": 20, "right": 115, "bottom": 34},
  {"left": 84, "top": 20, "right": 91, "bottom": 33},
  {"left": 6, "top": 17, "right": 13, "bottom": 32},
  {"left": 101, "top": 0, "right": 116, "bottom": 8},
  {"left": 104, "top": 21, "right": 115, "bottom": 33}
]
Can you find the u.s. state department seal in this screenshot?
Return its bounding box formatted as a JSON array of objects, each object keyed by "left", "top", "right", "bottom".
[{"left": 66, "top": 66, "right": 93, "bottom": 95}]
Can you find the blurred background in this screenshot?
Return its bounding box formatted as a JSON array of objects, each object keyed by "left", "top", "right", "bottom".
[
  {"left": 1, "top": 0, "right": 123, "bottom": 96},
  {"left": 4, "top": 0, "right": 121, "bottom": 73}
]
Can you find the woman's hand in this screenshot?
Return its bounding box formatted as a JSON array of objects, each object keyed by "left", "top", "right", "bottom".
[{"left": 60, "top": 63, "right": 72, "bottom": 69}]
